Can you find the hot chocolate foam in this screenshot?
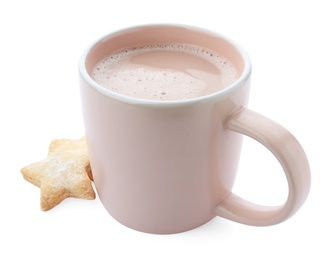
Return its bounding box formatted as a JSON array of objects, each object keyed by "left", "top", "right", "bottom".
[{"left": 92, "top": 44, "right": 239, "bottom": 100}]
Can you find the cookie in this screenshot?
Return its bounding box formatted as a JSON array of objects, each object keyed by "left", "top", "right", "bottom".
[{"left": 21, "top": 137, "right": 95, "bottom": 211}]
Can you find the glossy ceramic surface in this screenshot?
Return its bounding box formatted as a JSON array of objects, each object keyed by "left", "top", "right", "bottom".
[{"left": 79, "top": 24, "right": 310, "bottom": 234}]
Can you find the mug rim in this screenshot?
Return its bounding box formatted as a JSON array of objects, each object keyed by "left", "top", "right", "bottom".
[{"left": 79, "top": 24, "right": 252, "bottom": 107}]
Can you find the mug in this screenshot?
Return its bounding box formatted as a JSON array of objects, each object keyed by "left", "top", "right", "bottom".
[{"left": 79, "top": 24, "right": 311, "bottom": 234}]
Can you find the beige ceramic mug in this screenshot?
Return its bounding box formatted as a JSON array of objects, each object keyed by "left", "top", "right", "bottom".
[{"left": 79, "top": 24, "right": 311, "bottom": 234}]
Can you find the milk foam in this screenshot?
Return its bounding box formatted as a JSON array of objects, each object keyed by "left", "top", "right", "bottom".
[{"left": 92, "top": 44, "right": 239, "bottom": 101}]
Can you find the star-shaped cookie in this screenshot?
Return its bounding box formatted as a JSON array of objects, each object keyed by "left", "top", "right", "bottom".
[{"left": 21, "top": 137, "right": 95, "bottom": 211}]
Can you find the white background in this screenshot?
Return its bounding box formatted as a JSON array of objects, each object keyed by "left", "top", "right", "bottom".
[{"left": 1, "top": 0, "right": 331, "bottom": 259}]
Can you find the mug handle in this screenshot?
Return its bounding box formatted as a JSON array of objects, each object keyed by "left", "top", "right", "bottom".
[{"left": 216, "top": 109, "right": 311, "bottom": 226}]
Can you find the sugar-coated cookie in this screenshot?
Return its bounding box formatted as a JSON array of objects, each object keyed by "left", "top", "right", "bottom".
[{"left": 21, "top": 137, "right": 95, "bottom": 211}]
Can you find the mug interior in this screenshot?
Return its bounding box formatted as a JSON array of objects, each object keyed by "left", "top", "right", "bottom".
[{"left": 80, "top": 24, "right": 251, "bottom": 104}]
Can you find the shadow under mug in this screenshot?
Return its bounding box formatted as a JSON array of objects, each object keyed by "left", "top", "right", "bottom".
[{"left": 79, "top": 24, "right": 311, "bottom": 234}]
